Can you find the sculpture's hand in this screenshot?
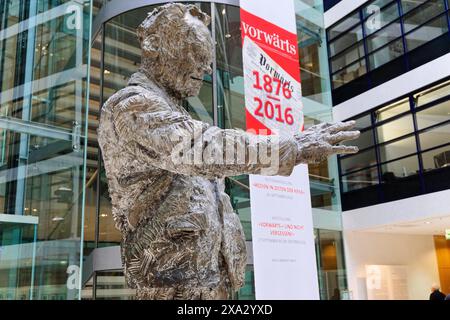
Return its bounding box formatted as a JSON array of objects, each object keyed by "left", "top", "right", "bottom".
[{"left": 294, "top": 120, "right": 360, "bottom": 164}]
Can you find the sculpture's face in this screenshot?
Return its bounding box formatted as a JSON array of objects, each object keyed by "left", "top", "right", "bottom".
[
  {"left": 140, "top": 9, "right": 213, "bottom": 99},
  {"left": 174, "top": 14, "right": 213, "bottom": 98}
]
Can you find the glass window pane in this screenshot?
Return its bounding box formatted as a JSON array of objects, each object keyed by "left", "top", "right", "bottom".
[
  {"left": 93, "top": 0, "right": 105, "bottom": 19},
  {"left": 296, "top": 7, "right": 330, "bottom": 104},
  {"left": 185, "top": 83, "right": 214, "bottom": 125},
  {"left": 332, "top": 59, "right": 367, "bottom": 89},
  {"left": 215, "top": 4, "right": 245, "bottom": 130},
  {"left": 0, "top": 222, "right": 36, "bottom": 300},
  {"left": 366, "top": 20, "right": 402, "bottom": 53},
  {"left": 368, "top": 38, "right": 404, "bottom": 70},
  {"left": 380, "top": 155, "right": 421, "bottom": 201},
  {"left": 422, "top": 145, "right": 450, "bottom": 170},
  {"left": 330, "top": 44, "right": 365, "bottom": 73},
  {"left": 416, "top": 100, "right": 450, "bottom": 130},
  {"left": 103, "top": 10, "right": 145, "bottom": 101},
  {"left": 343, "top": 129, "right": 375, "bottom": 150},
  {"left": 414, "top": 80, "right": 450, "bottom": 107},
  {"left": 84, "top": 28, "right": 102, "bottom": 255},
  {"left": 405, "top": 14, "right": 448, "bottom": 52},
  {"left": 227, "top": 176, "right": 251, "bottom": 240},
  {"left": 340, "top": 148, "right": 377, "bottom": 175},
  {"left": 364, "top": 0, "right": 397, "bottom": 18},
  {"left": 186, "top": 3, "right": 214, "bottom": 124},
  {"left": 98, "top": 167, "right": 121, "bottom": 247},
  {"left": 403, "top": 0, "right": 446, "bottom": 33},
  {"left": 0, "top": 34, "right": 18, "bottom": 92},
  {"left": 328, "top": 12, "right": 361, "bottom": 41},
  {"left": 353, "top": 113, "right": 373, "bottom": 129},
  {"left": 401, "top": 0, "right": 428, "bottom": 14},
  {"left": 375, "top": 98, "right": 410, "bottom": 122},
  {"left": 309, "top": 161, "right": 338, "bottom": 211},
  {"left": 379, "top": 136, "right": 417, "bottom": 162},
  {"left": 376, "top": 114, "right": 414, "bottom": 142},
  {"left": 329, "top": 25, "right": 363, "bottom": 57},
  {"left": 1, "top": 1, "right": 21, "bottom": 29},
  {"left": 419, "top": 122, "right": 450, "bottom": 151},
  {"left": 315, "top": 229, "right": 348, "bottom": 300},
  {"left": 364, "top": 1, "right": 400, "bottom": 36},
  {"left": 381, "top": 155, "right": 420, "bottom": 179},
  {"left": 341, "top": 166, "right": 379, "bottom": 192},
  {"left": 422, "top": 144, "right": 450, "bottom": 193}
]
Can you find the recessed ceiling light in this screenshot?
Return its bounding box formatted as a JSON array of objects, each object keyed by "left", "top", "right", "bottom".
[
  {"left": 225, "top": 34, "right": 231, "bottom": 38},
  {"left": 424, "top": 221, "right": 431, "bottom": 224},
  {"left": 52, "top": 216, "right": 64, "bottom": 222},
  {"left": 100, "top": 213, "right": 108, "bottom": 218}
]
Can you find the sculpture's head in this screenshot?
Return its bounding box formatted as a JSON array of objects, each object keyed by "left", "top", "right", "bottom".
[{"left": 137, "top": 4, "right": 213, "bottom": 99}]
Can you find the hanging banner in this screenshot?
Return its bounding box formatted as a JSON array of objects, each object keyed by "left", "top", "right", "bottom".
[{"left": 240, "top": 0, "right": 320, "bottom": 299}]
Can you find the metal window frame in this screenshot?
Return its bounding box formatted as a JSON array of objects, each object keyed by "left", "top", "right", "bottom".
[
  {"left": 330, "top": 4, "right": 448, "bottom": 72},
  {"left": 328, "top": 0, "right": 450, "bottom": 91},
  {"left": 338, "top": 76, "right": 450, "bottom": 207}
]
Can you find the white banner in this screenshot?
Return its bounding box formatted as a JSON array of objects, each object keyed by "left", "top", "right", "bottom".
[{"left": 241, "top": 0, "right": 320, "bottom": 300}]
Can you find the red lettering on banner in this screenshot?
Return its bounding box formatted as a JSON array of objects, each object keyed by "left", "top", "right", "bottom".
[
  {"left": 250, "top": 69, "right": 296, "bottom": 127},
  {"left": 240, "top": 9, "right": 301, "bottom": 82}
]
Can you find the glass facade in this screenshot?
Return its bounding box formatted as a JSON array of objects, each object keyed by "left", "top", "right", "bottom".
[
  {"left": 339, "top": 78, "right": 450, "bottom": 210},
  {"left": 327, "top": 0, "right": 450, "bottom": 105},
  {"left": 0, "top": 0, "right": 92, "bottom": 299}
]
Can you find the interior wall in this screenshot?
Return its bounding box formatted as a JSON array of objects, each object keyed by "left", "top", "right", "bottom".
[
  {"left": 434, "top": 235, "right": 450, "bottom": 294},
  {"left": 343, "top": 231, "right": 440, "bottom": 300}
]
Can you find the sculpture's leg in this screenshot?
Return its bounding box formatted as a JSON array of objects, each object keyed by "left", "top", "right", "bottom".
[
  {"left": 135, "top": 285, "right": 229, "bottom": 300},
  {"left": 134, "top": 268, "right": 232, "bottom": 300}
]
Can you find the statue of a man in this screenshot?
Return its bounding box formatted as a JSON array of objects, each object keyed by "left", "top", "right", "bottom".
[{"left": 98, "top": 3, "right": 359, "bottom": 300}]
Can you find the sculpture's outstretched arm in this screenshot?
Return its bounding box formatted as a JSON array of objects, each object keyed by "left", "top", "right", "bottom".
[
  {"left": 112, "top": 93, "right": 298, "bottom": 178},
  {"left": 112, "top": 92, "right": 359, "bottom": 179}
]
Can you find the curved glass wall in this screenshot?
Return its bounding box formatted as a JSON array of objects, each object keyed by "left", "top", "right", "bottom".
[
  {"left": 83, "top": 0, "right": 348, "bottom": 300},
  {"left": 0, "top": 1, "right": 92, "bottom": 300}
]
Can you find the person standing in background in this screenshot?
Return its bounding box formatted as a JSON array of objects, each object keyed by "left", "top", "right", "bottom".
[{"left": 429, "top": 284, "right": 446, "bottom": 300}]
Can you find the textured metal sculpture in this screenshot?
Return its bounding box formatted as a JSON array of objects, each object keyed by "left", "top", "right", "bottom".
[{"left": 98, "top": 3, "right": 359, "bottom": 300}]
